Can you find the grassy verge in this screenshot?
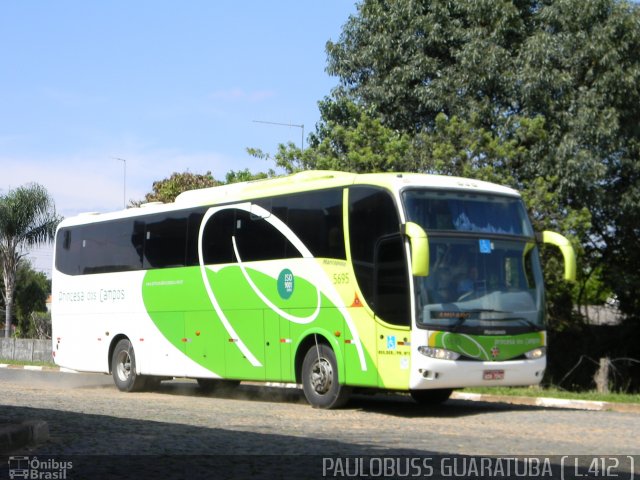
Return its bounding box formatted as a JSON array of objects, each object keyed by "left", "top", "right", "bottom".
[
  {"left": 462, "top": 386, "right": 640, "bottom": 404},
  {"left": 0, "top": 359, "right": 56, "bottom": 368}
]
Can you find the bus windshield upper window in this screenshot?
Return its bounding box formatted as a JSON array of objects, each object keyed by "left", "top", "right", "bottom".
[{"left": 403, "top": 190, "right": 534, "bottom": 237}]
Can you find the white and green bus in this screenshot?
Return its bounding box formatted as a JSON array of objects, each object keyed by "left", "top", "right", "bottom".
[{"left": 52, "top": 170, "right": 575, "bottom": 408}]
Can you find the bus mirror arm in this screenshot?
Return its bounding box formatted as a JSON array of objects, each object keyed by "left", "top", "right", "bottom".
[
  {"left": 401, "top": 222, "right": 429, "bottom": 277},
  {"left": 537, "top": 231, "right": 577, "bottom": 282}
]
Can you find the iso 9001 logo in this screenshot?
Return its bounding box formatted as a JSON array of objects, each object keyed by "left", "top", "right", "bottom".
[{"left": 8, "top": 456, "right": 73, "bottom": 480}]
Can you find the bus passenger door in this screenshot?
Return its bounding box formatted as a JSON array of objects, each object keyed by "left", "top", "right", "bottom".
[
  {"left": 373, "top": 235, "right": 412, "bottom": 389},
  {"left": 375, "top": 323, "right": 411, "bottom": 389},
  {"left": 263, "top": 310, "right": 292, "bottom": 382}
]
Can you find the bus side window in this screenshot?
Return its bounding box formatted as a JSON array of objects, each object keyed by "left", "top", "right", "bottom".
[
  {"left": 201, "top": 209, "right": 236, "bottom": 265},
  {"left": 143, "top": 215, "right": 188, "bottom": 269},
  {"left": 81, "top": 220, "right": 144, "bottom": 274},
  {"left": 261, "top": 189, "right": 346, "bottom": 260},
  {"left": 185, "top": 210, "right": 205, "bottom": 266},
  {"left": 55, "top": 228, "right": 82, "bottom": 275}
]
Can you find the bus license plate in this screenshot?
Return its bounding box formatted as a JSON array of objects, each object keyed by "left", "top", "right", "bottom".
[{"left": 483, "top": 369, "right": 504, "bottom": 380}]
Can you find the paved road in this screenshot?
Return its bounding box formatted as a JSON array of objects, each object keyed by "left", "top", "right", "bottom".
[{"left": 1, "top": 368, "right": 638, "bottom": 478}]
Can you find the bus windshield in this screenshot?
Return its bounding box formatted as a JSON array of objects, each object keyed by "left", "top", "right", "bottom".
[{"left": 403, "top": 190, "right": 544, "bottom": 333}]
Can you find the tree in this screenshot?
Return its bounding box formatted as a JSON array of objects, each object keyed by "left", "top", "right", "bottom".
[
  {"left": 133, "top": 168, "right": 281, "bottom": 207},
  {"left": 254, "top": 99, "right": 415, "bottom": 174},
  {"left": 131, "top": 171, "right": 220, "bottom": 206},
  {"left": 14, "top": 261, "right": 49, "bottom": 338},
  {"left": 0, "top": 259, "right": 50, "bottom": 338},
  {"left": 0, "top": 184, "right": 60, "bottom": 337},
  {"left": 223, "top": 167, "right": 277, "bottom": 184},
  {"left": 293, "top": 0, "right": 640, "bottom": 319}
]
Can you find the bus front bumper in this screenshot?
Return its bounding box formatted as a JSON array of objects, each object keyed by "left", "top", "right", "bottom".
[{"left": 409, "top": 356, "right": 546, "bottom": 390}]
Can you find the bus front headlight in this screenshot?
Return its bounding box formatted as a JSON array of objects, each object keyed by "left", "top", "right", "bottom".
[
  {"left": 524, "top": 347, "right": 546, "bottom": 359},
  {"left": 418, "top": 346, "right": 460, "bottom": 360}
]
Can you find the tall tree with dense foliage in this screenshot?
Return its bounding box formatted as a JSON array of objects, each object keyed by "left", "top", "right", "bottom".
[
  {"left": 0, "top": 258, "right": 51, "bottom": 338},
  {"left": 0, "top": 184, "right": 60, "bottom": 337},
  {"left": 271, "top": 0, "right": 639, "bottom": 320}
]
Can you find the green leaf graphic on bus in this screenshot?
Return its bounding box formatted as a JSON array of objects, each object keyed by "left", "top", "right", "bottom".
[{"left": 141, "top": 265, "right": 368, "bottom": 381}]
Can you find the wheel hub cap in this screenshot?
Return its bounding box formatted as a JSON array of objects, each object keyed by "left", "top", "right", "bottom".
[
  {"left": 311, "top": 358, "right": 333, "bottom": 394},
  {"left": 116, "top": 351, "right": 132, "bottom": 381}
]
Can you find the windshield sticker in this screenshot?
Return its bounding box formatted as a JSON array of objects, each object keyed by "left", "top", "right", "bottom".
[{"left": 479, "top": 239, "right": 492, "bottom": 254}]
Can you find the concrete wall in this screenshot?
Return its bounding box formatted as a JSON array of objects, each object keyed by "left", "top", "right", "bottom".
[{"left": 0, "top": 338, "right": 52, "bottom": 363}]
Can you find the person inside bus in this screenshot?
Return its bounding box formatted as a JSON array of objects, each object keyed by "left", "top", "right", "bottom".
[
  {"left": 428, "top": 250, "right": 478, "bottom": 303},
  {"left": 452, "top": 252, "right": 478, "bottom": 301}
]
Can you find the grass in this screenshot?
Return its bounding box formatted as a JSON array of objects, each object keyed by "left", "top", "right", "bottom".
[
  {"left": 463, "top": 386, "right": 640, "bottom": 404},
  {"left": 0, "top": 358, "right": 56, "bottom": 368}
]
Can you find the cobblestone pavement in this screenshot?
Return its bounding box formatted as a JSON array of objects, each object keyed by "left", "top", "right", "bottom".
[{"left": 1, "top": 369, "right": 638, "bottom": 478}]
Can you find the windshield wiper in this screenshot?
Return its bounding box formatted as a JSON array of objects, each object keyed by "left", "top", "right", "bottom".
[
  {"left": 442, "top": 308, "right": 511, "bottom": 332},
  {"left": 460, "top": 308, "right": 511, "bottom": 314}
]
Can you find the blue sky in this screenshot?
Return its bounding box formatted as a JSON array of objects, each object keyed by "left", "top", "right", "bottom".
[
  {"left": 1, "top": 1, "right": 357, "bottom": 216},
  {"left": 0, "top": 1, "right": 357, "bottom": 273}
]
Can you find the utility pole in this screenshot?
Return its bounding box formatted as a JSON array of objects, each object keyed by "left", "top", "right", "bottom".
[{"left": 252, "top": 120, "right": 304, "bottom": 151}]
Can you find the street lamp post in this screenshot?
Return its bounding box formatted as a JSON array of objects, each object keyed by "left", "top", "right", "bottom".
[{"left": 252, "top": 120, "right": 305, "bottom": 151}]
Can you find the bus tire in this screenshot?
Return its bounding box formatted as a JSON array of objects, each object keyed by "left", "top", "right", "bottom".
[
  {"left": 111, "top": 339, "right": 147, "bottom": 392},
  {"left": 410, "top": 388, "right": 453, "bottom": 405},
  {"left": 301, "top": 343, "right": 351, "bottom": 409}
]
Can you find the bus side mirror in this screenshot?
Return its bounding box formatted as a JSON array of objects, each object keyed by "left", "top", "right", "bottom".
[
  {"left": 538, "top": 231, "right": 577, "bottom": 281},
  {"left": 402, "top": 222, "right": 429, "bottom": 277}
]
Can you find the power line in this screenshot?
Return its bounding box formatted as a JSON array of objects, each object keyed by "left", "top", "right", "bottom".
[{"left": 253, "top": 120, "right": 304, "bottom": 151}]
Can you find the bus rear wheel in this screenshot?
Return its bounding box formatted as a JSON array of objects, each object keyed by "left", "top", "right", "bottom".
[
  {"left": 410, "top": 388, "right": 453, "bottom": 405},
  {"left": 111, "top": 339, "right": 147, "bottom": 392},
  {"left": 301, "top": 343, "right": 351, "bottom": 409}
]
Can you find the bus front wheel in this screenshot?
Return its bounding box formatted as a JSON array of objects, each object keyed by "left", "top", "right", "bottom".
[
  {"left": 301, "top": 343, "right": 351, "bottom": 409},
  {"left": 111, "top": 339, "right": 147, "bottom": 392}
]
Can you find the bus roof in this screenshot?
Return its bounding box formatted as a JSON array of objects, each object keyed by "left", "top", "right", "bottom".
[
  {"left": 175, "top": 170, "right": 519, "bottom": 205},
  {"left": 59, "top": 170, "right": 520, "bottom": 227}
]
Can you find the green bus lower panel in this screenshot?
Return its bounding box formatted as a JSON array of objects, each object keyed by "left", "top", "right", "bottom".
[
  {"left": 264, "top": 310, "right": 285, "bottom": 381},
  {"left": 185, "top": 310, "right": 226, "bottom": 376},
  {"left": 223, "top": 309, "right": 265, "bottom": 381},
  {"left": 150, "top": 311, "right": 185, "bottom": 354}
]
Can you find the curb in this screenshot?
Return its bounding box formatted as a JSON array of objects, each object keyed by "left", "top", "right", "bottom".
[{"left": 451, "top": 392, "right": 640, "bottom": 413}]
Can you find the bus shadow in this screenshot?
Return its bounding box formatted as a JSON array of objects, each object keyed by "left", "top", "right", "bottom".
[
  {"left": 347, "top": 393, "right": 545, "bottom": 418},
  {"left": 152, "top": 380, "right": 545, "bottom": 418},
  {"left": 1, "top": 403, "right": 619, "bottom": 480}
]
